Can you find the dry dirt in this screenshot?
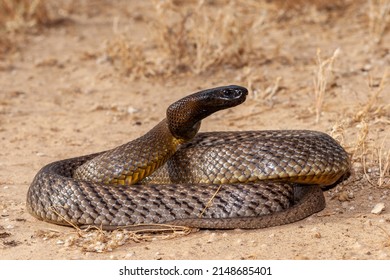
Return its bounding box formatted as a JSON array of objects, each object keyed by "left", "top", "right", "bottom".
[{"left": 0, "top": 0, "right": 389, "bottom": 260}]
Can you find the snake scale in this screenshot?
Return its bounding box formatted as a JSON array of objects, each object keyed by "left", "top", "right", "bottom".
[{"left": 27, "top": 85, "right": 350, "bottom": 230}]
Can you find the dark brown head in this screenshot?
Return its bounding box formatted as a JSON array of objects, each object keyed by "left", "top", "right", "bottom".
[{"left": 167, "top": 85, "right": 248, "bottom": 141}]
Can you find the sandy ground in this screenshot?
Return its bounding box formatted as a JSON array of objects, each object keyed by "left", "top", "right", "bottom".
[{"left": 0, "top": 0, "right": 389, "bottom": 260}]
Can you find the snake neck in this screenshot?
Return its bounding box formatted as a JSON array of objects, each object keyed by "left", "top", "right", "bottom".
[
  {"left": 73, "top": 85, "right": 248, "bottom": 186},
  {"left": 73, "top": 120, "right": 186, "bottom": 185},
  {"left": 166, "top": 85, "right": 247, "bottom": 141}
]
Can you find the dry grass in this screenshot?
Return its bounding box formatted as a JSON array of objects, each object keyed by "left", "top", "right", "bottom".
[
  {"left": 378, "top": 136, "right": 390, "bottom": 187},
  {"left": 65, "top": 226, "right": 192, "bottom": 253},
  {"left": 34, "top": 225, "right": 192, "bottom": 253},
  {"left": 0, "top": 0, "right": 52, "bottom": 58},
  {"left": 368, "top": 0, "right": 390, "bottom": 43},
  {"left": 342, "top": 70, "right": 390, "bottom": 188},
  {"left": 105, "top": 36, "right": 157, "bottom": 79},
  {"left": 354, "top": 69, "right": 389, "bottom": 123},
  {"left": 103, "top": 0, "right": 360, "bottom": 81},
  {"left": 105, "top": 0, "right": 272, "bottom": 79},
  {"left": 313, "top": 48, "right": 340, "bottom": 123},
  {"left": 0, "top": 0, "right": 50, "bottom": 33},
  {"left": 151, "top": 0, "right": 265, "bottom": 74}
]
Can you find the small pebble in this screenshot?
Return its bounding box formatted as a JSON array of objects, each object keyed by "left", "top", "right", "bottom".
[
  {"left": 362, "top": 64, "right": 372, "bottom": 71},
  {"left": 313, "top": 232, "right": 321, "bottom": 239},
  {"left": 207, "top": 232, "right": 216, "bottom": 243},
  {"left": 352, "top": 242, "right": 362, "bottom": 249},
  {"left": 127, "top": 107, "right": 139, "bottom": 114},
  {"left": 371, "top": 203, "right": 385, "bottom": 214}
]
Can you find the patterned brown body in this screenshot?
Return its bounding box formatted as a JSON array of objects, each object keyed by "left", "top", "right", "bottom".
[{"left": 26, "top": 86, "right": 350, "bottom": 229}]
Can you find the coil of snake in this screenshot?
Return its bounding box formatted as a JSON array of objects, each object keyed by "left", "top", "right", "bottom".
[{"left": 27, "top": 85, "right": 350, "bottom": 230}]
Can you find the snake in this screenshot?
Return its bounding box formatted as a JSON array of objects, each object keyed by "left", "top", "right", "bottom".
[{"left": 26, "top": 85, "right": 350, "bottom": 230}]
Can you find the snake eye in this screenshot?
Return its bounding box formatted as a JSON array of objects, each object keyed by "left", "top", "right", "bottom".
[{"left": 220, "top": 86, "right": 248, "bottom": 100}]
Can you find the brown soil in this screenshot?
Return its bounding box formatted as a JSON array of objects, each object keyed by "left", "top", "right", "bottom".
[{"left": 0, "top": 0, "right": 389, "bottom": 260}]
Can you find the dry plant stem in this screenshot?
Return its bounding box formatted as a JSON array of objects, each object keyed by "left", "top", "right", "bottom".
[
  {"left": 352, "top": 119, "right": 374, "bottom": 185},
  {"left": 354, "top": 120, "right": 369, "bottom": 157},
  {"left": 264, "top": 76, "right": 282, "bottom": 101},
  {"left": 50, "top": 205, "right": 81, "bottom": 231},
  {"left": 354, "top": 69, "right": 389, "bottom": 122},
  {"left": 378, "top": 135, "right": 390, "bottom": 187},
  {"left": 368, "top": 0, "right": 390, "bottom": 43},
  {"left": 313, "top": 48, "right": 339, "bottom": 124},
  {"left": 198, "top": 184, "right": 223, "bottom": 218},
  {"left": 353, "top": 120, "right": 369, "bottom": 177},
  {"left": 329, "top": 121, "right": 347, "bottom": 147}
]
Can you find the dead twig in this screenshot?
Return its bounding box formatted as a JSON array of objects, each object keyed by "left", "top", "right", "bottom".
[{"left": 313, "top": 48, "right": 339, "bottom": 124}]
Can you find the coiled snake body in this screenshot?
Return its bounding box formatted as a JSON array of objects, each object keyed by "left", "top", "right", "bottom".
[{"left": 27, "top": 85, "right": 350, "bottom": 229}]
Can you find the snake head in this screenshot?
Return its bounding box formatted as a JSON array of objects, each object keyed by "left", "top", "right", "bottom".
[{"left": 167, "top": 85, "right": 248, "bottom": 141}]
